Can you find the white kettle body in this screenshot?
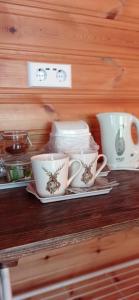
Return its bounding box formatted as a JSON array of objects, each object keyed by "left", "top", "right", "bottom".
[{"left": 97, "top": 112, "right": 139, "bottom": 169}]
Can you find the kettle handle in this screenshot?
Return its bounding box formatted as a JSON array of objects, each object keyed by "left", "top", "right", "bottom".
[{"left": 131, "top": 115, "right": 139, "bottom": 146}]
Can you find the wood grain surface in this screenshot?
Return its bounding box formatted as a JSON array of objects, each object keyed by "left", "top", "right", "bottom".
[
  {"left": 0, "top": 171, "right": 139, "bottom": 265},
  {"left": 0, "top": 1, "right": 139, "bottom": 150},
  {"left": 0, "top": 170, "right": 136, "bottom": 297},
  {"left": 11, "top": 263, "right": 139, "bottom": 299},
  {"left": 1, "top": 2, "right": 139, "bottom": 297}
]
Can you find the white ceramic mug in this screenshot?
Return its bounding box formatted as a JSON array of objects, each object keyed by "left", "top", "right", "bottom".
[
  {"left": 69, "top": 151, "right": 107, "bottom": 187},
  {"left": 31, "top": 153, "right": 81, "bottom": 197}
]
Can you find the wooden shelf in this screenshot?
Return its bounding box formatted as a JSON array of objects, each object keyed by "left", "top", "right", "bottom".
[{"left": 0, "top": 171, "right": 139, "bottom": 266}]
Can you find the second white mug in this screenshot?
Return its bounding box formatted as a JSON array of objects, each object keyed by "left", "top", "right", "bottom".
[{"left": 69, "top": 151, "right": 107, "bottom": 188}]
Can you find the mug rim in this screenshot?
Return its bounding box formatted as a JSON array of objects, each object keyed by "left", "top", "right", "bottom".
[
  {"left": 69, "top": 150, "right": 98, "bottom": 155},
  {"left": 31, "top": 153, "right": 68, "bottom": 162}
]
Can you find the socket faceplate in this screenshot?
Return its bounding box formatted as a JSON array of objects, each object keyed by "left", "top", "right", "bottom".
[{"left": 28, "top": 62, "right": 72, "bottom": 88}]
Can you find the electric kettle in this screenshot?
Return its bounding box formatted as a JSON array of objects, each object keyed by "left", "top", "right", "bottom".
[{"left": 97, "top": 112, "right": 139, "bottom": 169}]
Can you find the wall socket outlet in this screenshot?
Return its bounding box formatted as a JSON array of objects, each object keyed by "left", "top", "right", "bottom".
[{"left": 28, "top": 62, "right": 72, "bottom": 88}]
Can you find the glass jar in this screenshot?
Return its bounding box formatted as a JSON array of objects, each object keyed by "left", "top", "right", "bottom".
[
  {"left": 0, "top": 157, "right": 6, "bottom": 178},
  {"left": 4, "top": 156, "right": 32, "bottom": 182},
  {"left": 1, "top": 130, "right": 32, "bottom": 155}
]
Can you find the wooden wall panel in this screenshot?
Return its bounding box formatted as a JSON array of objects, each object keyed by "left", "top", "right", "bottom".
[
  {"left": 0, "top": 0, "right": 139, "bottom": 296},
  {"left": 1, "top": 58, "right": 139, "bottom": 94},
  {"left": 10, "top": 225, "right": 139, "bottom": 296},
  {"left": 0, "top": 0, "right": 139, "bottom": 147}
]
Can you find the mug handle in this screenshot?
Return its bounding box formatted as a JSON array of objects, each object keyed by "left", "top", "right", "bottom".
[
  {"left": 94, "top": 154, "right": 107, "bottom": 179},
  {"left": 67, "top": 159, "right": 82, "bottom": 187}
]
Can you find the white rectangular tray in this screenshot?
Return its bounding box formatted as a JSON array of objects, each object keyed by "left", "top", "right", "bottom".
[
  {"left": 0, "top": 179, "right": 33, "bottom": 190},
  {"left": 0, "top": 168, "right": 110, "bottom": 190},
  {"left": 26, "top": 182, "right": 112, "bottom": 204}
]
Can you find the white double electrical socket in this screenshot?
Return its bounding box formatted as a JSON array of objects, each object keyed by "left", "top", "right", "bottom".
[{"left": 28, "top": 62, "right": 72, "bottom": 88}]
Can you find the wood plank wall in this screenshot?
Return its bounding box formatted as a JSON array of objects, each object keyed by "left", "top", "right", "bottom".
[
  {"left": 10, "top": 225, "right": 139, "bottom": 297},
  {"left": 0, "top": 0, "right": 139, "bottom": 149}
]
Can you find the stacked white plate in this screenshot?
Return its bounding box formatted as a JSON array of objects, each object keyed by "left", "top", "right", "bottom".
[{"left": 49, "top": 120, "right": 98, "bottom": 154}]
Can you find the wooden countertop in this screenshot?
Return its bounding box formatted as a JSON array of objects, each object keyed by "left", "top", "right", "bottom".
[{"left": 0, "top": 171, "right": 139, "bottom": 265}]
